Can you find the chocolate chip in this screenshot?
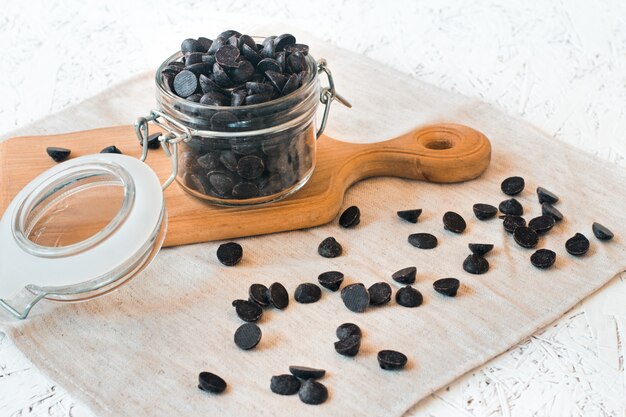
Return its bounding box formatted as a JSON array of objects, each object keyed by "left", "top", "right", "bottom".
[
  {"left": 237, "top": 155, "right": 264, "bottom": 179},
  {"left": 200, "top": 91, "right": 228, "bottom": 106},
  {"left": 229, "top": 60, "right": 255, "bottom": 84},
  {"left": 473, "top": 203, "right": 498, "bottom": 220},
  {"left": 537, "top": 187, "right": 559, "bottom": 204},
  {"left": 368, "top": 282, "right": 392, "bottom": 306},
  {"left": 216, "top": 242, "right": 242, "bottom": 266},
  {"left": 230, "top": 89, "right": 247, "bottom": 107},
  {"left": 210, "top": 111, "right": 238, "bottom": 129},
  {"left": 282, "top": 73, "right": 300, "bottom": 95},
  {"left": 270, "top": 374, "right": 301, "bottom": 395},
  {"left": 528, "top": 215, "right": 556, "bottom": 234},
  {"left": 397, "top": 209, "right": 422, "bottom": 223},
  {"left": 197, "top": 37, "right": 213, "bottom": 52},
  {"left": 468, "top": 243, "right": 494, "bottom": 256},
  {"left": 173, "top": 70, "right": 198, "bottom": 97},
  {"left": 341, "top": 283, "right": 369, "bottom": 312},
  {"left": 463, "top": 254, "right": 489, "bottom": 274},
  {"left": 233, "top": 182, "right": 259, "bottom": 199},
  {"left": 287, "top": 52, "right": 307, "bottom": 73},
  {"left": 246, "top": 81, "right": 274, "bottom": 95},
  {"left": 233, "top": 299, "right": 263, "bottom": 322},
  {"left": 187, "top": 93, "right": 202, "bottom": 103},
  {"left": 377, "top": 350, "right": 407, "bottom": 370},
  {"left": 275, "top": 33, "right": 296, "bottom": 51},
  {"left": 265, "top": 70, "right": 287, "bottom": 91},
  {"left": 499, "top": 198, "right": 523, "bottom": 216},
  {"left": 542, "top": 203, "right": 563, "bottom": 222},
  {"left": 336, "top": 323, "right": 361, "bottom": 340},
  {"left": 294, "top": 283, "right": 322, "bottom": 304},
  {"left": 218, "top": 29, "right": 241, "bottom": 39},
  {"left": 206, "top": 36, "right": 225, "bottom": 55},
  {"left": 257, "top": 58, "right": 282, "bottom": 74},
  {"left": 392, "top": 266, "right": 416, "bottom": 284},
  {"left": 317, "top": 271, "right": 344, "bottom": 292},
  {"left": 185, "top": 52, "right": 203, "bottom": 65},
  {"left": 334, "top": 334, "right": 361, "bottom": 356},
  {"left": 219, "top": 151, "right": 238, "bottom": 172},
  {"left": 408, "top": 233, "right": 438, "bottom": 249},
  {"left": 268, "top": 282, "right": 289, "bottom": 309},
  {"left": 100, "top": 145, "right": 121, "bottom": 154},
  {"left": 260, "top": 38, "right": 275, "bottom": 59},
  {"left": 215, "top": 44, "right": 240, "bottom": 68},
  {"left": 234, "top": 322, "right": 262, "bottom": 350},
  {"left": 46, "top": 147, "right": 70, "bottom": 162},
  {"left": 289, "top": 366, "right": 326, "bottom": 380},
  {"left": 198, "top": 371, "right": 227, "bottom": 394},
  {"left": 209, "top": 172, "right": 235, "bottom": 197},
  {"left": 395, "top": 285, "right": 423, "bottom": 307},
  {"left": 514, "top": 226, "right": 539, "bottom": 248},
  {"left": 592, "top": 222, "right": 614, "bottom": 241},
  {"left": 501, "top": 176, "right": 525, "bottom": 195},
  {"left": 433, "top": 278, "right": 460, "bottom": 297},
  {"left": 318, "top": 237, "right": 342, "bottom": 258},
  {"left": 298, "top": 379, "right": 328, "bottom": 405},
  {"left": 241, "top": 43, "right": 262, "bottom": 66},
  {"left": 248, "top": 283, "right": 270, "bottom": 306},
  {"left": 146, "top": 133, "right": 162, "bottom": 149},
  {"left": 502, "top": 215, "right": 526, "bottom": 233},
  {"left": 181, "top": 38, "right": 204, "bottom": 53},
  {"left": 339, "top": 205, "right": 360, "bottom": 228},
  {"left": 443, "top": 211, "right": 467, "bottom": 233},
  {"left": 565, "top": 233, "right": 590, "bottom": 256},
  {"left": 212, "top": 63, "right": 233, "bottom": 88},
  {"left": 530, "top": 249, "right": 556, "bottom": 269},
  {"left": 244, "top": 92, "right": 273, "bottom": 105}
]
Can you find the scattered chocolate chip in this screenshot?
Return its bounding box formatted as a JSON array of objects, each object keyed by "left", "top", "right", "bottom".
[
  {"left": 537, "top": 187, "right": 559, "bottom": 204},
  {"left": 216, "top": 242, "right": 243, "bottom": 266},
  {"left": 392, "top": 266, "right": 417, "bottom": 284},
  {"left": 463, "top": 254, "right": 489, "bottom": 274},
  {"left": 46, "top": 147, "right": 71, "bottom": 162},
  {"left": 514, "top": 226, "right": 539, "bottom": 248},
  {"left": 541, "top": 203, "right": 563, "bottom": 222},
  {"left": 408, "top": 233, "right": 438, "bottom": 249},
  {"left": 377, "top": 350, "right": 407, "bottom": 371},
  {"left": 433, "top": 278, "right": 460, "bottom": 297},
  {"left": 336, "top": 323, "right": 361, "bottom": 340},
  {"left": 233, "top": 299, "right": 263, "bottom": 322},
  {"left": 341, "top": 283, "right": 369, "bottom": 313},
  {"left": 501, "top": 176, "right": 525, "bottom": 195},
  {"left": 502, "top": 215, "right": 526, "bottom": 233},
  {"left": 294, "top": 283, "right": 322, "bottom": 304},
  {"left": 146, "top": 133, "right": 162, "bottom": 149},
  {"left": 528, "top": 215, "right": 556, "bottom": 234},
  {"left": 397, "top": 209, "right": 422, "bottom": 223},
  {"left": 592, "top": 222, "right": 614, "bottom": 241},
  {"left": 198, "top": 371, "right": 227, "bottom": 394},
  {"left": 270, "top": 374, "right": 301, "bottom": 395},
  {"left": 468, "top": 243, "right": 494, "bottom": 256},
  {"left": 298, "top": 379, "right": 328, "bottom": 405},
  {"left": 334, "top": 334, "right": 361, "bottom": 357},
  {"left": 100, "top": 145, "right": 122, "bottom": 154},
  {"left": 268, "top": 282, "right": 289, "bottom": 309},
  {"left": 289, "top": 366, "right": 326, "bottom": 380},
  {"left": 530, "top": 249, "right": 556, "bottom": 269},
  {"left": 499, "top": 198, "right": 523, "bottom": 216},
  {"left": 234, "top": 322, "right": 262, "bottom": 350},
  {"left": 318, "top": 237, "right": 342, "bottom": 258},
  {"left": 565, "top": 233, "right": 590, "bottom": 256},
  {"left": 395, "top": 285, "right": 423, "bottom": 307},
  {"left": 443, "top": 211, "right": 467, "bottom": 233},
  {"left": 339, "top": 205, "right": 360, "bottom": 228},
  {"left": 473, "top": 203, "right": 498, "bottom": 220},
  {"left": 368, "top": 282, "right": 392, "bottom": 306},
  {"left": 248, "top": 283, "right": 270, "bottom": 306},
  {"left": 317, "top": 271, "right": 344, "bottom": 292}
]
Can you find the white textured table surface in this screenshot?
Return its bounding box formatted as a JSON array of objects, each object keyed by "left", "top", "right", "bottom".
[{"left": 1, "top": 1, "right": 625, "bottom": 416}]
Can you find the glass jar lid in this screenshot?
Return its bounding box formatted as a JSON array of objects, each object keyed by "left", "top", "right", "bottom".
[{"left": 0, "top": 153, "right": 166, "bottom": 319}]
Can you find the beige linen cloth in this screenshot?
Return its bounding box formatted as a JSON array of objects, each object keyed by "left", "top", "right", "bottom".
[{"left": 1, "top": 34, "right": 625, "bottom": 417}]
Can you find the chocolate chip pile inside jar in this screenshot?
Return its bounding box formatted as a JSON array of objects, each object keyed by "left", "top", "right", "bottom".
[{"left": 155, "top": 30, "right": 320, "bottom": 205}]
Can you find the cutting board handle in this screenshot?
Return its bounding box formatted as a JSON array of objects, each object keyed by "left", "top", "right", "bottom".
[{"left": 325, "top": 123, "right": 491, "bottom": 188}]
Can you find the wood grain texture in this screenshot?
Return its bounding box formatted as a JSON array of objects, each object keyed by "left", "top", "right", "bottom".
[{"left": 0, "top": 123, "right": 490, "bottom": 247}]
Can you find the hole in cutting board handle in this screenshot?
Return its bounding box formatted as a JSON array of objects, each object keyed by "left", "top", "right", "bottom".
[
  {"left": 423, "top": 138, "right": 454, "bottom": 150},
  {"left": 415, "top": 127, "right": 460, "bottom": 150}
]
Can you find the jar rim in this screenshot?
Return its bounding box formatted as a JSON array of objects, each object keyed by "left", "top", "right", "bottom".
[{"left": 155, "top": 48, "right": 318, "bottom": 112}]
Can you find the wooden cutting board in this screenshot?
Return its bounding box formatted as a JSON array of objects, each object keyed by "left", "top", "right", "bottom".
[{"left": 0, "top": 123, "right": 490, "bottom": 247}]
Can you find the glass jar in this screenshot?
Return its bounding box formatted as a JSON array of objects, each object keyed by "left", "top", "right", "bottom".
[{"left": 144, "top": 41, "right": 345, "bottom": 206}]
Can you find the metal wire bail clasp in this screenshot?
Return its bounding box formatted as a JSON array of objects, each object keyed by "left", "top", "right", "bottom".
[
  {"left": 134, "top": 110, "right": 191, "bottom": 190},
  {"left": 316, "top": 59, "right": 352, "bottom": 138}
]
